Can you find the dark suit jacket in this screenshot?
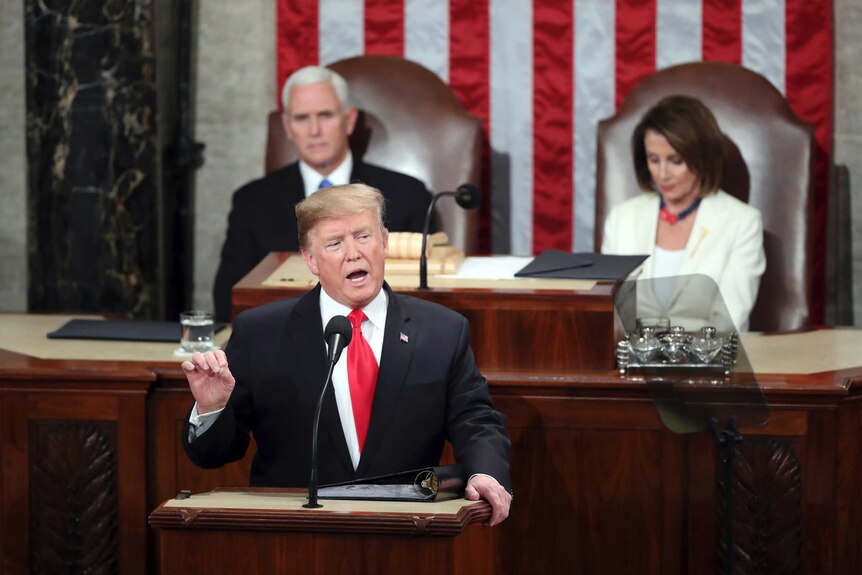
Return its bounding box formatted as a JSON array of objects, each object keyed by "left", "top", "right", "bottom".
[
  {"left": 213, "top": 161, "right": 432, "bottom": 321},
  {"left": 184, "top": 284, "right": 512, "bottom": 491}
]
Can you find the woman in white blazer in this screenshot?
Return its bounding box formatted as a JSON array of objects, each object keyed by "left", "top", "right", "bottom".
[{"left": 602, "top": 96, "right": 765, "bottom": 332}]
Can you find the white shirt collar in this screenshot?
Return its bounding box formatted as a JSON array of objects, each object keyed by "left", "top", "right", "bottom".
[
  {"left": 299, "top": 151, "right": 354, "bottom": 198},
  {"left": 318, "top": 284, "right": 388, "bottom": 471},
  {"left": 318, "top": 283, "right": 388, "bottom": 334}
]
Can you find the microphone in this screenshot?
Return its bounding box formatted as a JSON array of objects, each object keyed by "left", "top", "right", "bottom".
[
  {"left": 419, "top": 184, "right": 482, "bottom": 290},
  {"left": 304, "top": 315, "right": 352, "bottom": 509},
  {"left": 324, "top": 315, "right": 352, "bottom": 364}
]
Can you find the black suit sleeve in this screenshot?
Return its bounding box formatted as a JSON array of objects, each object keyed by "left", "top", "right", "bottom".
[{"left": 445, "top": 316, "right": 512, "bottom": 491}]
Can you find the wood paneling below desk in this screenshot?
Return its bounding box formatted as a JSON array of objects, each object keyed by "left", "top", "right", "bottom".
[
  {"left": 148, "top": 369, "right": 862, "bottom": 574},
  {"left": 0, "top": 353, "right": 153, "bottom": 575},
  {"left": 3, "top": 316, "right": 862, "bottom": 574}
]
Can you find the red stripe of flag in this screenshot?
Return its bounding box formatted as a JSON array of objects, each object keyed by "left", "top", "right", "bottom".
[
  {"left": 615, "top": 0, "right": 656, "bottom": 109},
  {"left": 702, "top": 0, "right": 742, "bottom": 64},
  {"left": 365, "top": 0, "right": 405, "bottom": 56},
  {"left": 532, "top": 0, "right": 574, "bottom": 253},
  {"left": 449, "top": 0, "right": 491, "bottom": 253},
  {"left": 276, "top": 0, "right": 320, "bottom": 106},
  {"left": 785, "top": 0, "right": 832, "bottom": 324}
]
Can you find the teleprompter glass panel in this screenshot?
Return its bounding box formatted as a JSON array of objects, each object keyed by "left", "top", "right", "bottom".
[{"left": 613, "top": 274, "right": 768, "bottom": 434}]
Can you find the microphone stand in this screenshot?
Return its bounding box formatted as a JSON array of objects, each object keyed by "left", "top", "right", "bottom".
[
  {"left": 419, "top": 185, "right": 481, "bottom": 290},
  {"left": 419, "top": 193, "right": 451, "bottom": 290},
  {"left": 303, "top": 360, "right": 337, "bottom": 509}
]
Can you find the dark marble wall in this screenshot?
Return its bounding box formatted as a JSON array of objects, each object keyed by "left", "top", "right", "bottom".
[{"left": 25, "top": 0, "right": 161, "bottom": 318}]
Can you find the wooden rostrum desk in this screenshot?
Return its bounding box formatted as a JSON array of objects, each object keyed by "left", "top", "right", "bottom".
[
  {"left": 3, "top": 300, "right": 862, "bottom": 571},
  {"left": 231, "top": 252, "right": 620, "bottom": 372}
]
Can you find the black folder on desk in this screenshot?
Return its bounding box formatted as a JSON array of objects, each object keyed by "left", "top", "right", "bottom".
[
  {"left": 47, "top": 319, "right": 227, "bottom": 343},
  {"left": 318, "top": 464, "right": 465, "bottom": 502},
  {"left": 515, "top": 250, "right": 648, "bottom": 281}
]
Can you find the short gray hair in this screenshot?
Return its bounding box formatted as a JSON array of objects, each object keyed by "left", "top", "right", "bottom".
[{"left": 281, "top": 66, "right": 350, "bottom": 110}]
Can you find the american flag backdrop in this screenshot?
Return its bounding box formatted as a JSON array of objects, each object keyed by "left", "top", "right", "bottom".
[{"left": 276, "top": 0, "right": 832, "bottom": 262}]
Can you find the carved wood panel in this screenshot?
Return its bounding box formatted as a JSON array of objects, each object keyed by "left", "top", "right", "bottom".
[
  {"left": 29, "top": 420, "right": 119, "bottom": 575},
  {"left": 717, "top": 437, "right": 803, "bottom": 575}
]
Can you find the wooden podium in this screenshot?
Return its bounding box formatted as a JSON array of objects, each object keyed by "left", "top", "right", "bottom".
[
  {"left": 231, "top": 252, "right": 620, "bottom": 372},
  {"left": 149, "top": 489, "right": 493, "bottom": 575}
]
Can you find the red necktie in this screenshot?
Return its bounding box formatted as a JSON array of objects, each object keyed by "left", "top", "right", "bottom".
[{"left": 347, "top": 309, "right": 378, "bottom": 451}]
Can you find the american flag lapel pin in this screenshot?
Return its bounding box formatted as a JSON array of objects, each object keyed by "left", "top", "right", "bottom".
[{"left": 399, "top": 332, "right": 409, "bottom": 344}]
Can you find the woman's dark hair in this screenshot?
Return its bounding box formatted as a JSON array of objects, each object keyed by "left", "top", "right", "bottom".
[{"left": 632, "top": 95, "right": 725, "bottom": 196}]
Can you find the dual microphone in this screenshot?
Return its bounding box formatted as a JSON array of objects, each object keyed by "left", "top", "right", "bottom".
[{"left": 304, "top": 315, "right": 353, "bottom": 509}]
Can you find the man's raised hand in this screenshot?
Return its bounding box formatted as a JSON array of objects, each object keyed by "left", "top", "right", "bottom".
[{"left": 181, "top": 350, "right": 235, "bottom": 414}]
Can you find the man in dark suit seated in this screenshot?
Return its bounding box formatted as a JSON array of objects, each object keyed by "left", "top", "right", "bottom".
[
  {"left": 213, "top": 66, "right": 432, "bottom": 321},
  {"left": 183, "top": 184, "right": 512, "bottom": 526}
]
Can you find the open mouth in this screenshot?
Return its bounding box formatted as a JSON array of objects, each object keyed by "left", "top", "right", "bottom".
[{"left": 347, "top": 270, "right": 368, "bottom": 283}]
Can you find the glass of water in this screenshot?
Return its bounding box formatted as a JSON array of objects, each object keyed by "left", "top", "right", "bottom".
[{"left": 180, "top": 311, "right": 215, "bottom": 353}]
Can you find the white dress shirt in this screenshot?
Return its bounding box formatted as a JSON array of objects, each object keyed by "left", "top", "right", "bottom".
[
  {"left": 319, "top": 287, "right": 387, "bottom": 469},
  {"left": 298, "top": 151, "right": 353, "bottom": 198},
  {"left": 651, "top": 245, "right": 686, "bottom": 309}
]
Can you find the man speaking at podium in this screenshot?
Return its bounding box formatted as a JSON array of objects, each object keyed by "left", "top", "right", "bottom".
[{"left": 183, "top": 184, "right": 512, "bottom": 525}]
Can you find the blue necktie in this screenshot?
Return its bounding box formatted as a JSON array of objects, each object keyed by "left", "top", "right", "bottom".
[{"left": 318, "top": 178, "right": 333, "bottom": 189}]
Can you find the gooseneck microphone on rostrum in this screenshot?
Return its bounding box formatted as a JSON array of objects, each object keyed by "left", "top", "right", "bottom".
[
  {"left": 304, "top": 315, "right": 352, "bottom": 509},
  {"left": 419, "top": 183, "right": 482, "bottom": 290}
]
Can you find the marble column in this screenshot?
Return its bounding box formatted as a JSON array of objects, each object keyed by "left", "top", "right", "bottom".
[{"left": 25, "top": 0, "right": 160, "bottom": 318}]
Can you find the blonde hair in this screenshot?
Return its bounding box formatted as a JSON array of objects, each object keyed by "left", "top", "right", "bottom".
[{"left": 295, "top": 183, "right": 387, "bottom": 249}]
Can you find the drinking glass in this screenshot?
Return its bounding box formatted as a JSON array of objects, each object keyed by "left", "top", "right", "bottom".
[{"left": 180, "top": 311, "right": 215, "bottom": 353}]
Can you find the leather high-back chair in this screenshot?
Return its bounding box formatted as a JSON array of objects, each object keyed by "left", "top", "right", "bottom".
[
  {"left": 595, "top": 62, "right": 815, "bottom": 332},
  {"left": 266, "top": 55, "right": 482, "bottom": 253}
]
